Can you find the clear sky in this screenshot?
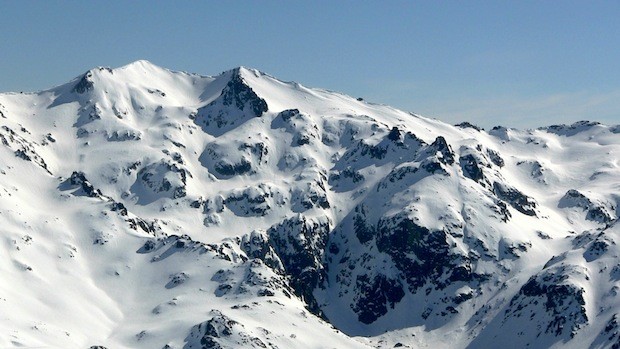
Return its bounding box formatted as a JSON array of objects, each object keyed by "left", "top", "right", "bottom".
[{"left": 1, "top": 1, "right": 618, "bottom": 129}]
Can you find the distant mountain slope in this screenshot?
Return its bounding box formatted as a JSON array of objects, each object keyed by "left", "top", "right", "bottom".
[{"left": 0, "top": 60, "right": 618, "bottom": 349}]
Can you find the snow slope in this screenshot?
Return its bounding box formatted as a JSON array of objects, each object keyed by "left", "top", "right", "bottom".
[{"left": 0, "top": 60, "right": 619, "bottom": 348}]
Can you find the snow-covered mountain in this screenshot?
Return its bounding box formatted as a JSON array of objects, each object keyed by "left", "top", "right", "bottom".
[{"left": 0, "top": 60, "right": 619, "bottom": 349}]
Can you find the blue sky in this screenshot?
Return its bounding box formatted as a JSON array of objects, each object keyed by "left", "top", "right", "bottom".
[{"left": 1, "top": 1, "right": 618, "bottom": 129}]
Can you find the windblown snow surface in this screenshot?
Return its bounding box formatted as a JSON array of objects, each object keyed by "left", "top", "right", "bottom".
[{"left": 0, "top": 60, "right": 619, "bottom": 349}]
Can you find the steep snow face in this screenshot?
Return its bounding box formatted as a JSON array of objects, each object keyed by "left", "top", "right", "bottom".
[{"left": 0, "top": 60, "right": 619, "bottom": 349}]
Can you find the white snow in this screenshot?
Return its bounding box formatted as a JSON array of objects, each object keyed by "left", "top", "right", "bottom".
[{"left": 0, "top": 60, "right": 618, "bottom": 348}]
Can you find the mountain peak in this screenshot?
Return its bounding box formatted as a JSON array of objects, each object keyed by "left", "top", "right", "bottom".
[
  {"left": 220, "top": 66, "right": 266, "bottom": 81},
  {"left": 71, "top": 67, "right": 113, "bottom": 94},
  {"left": 123, "top": 59, "right": 157, "bottom": 67},
  {"left": 1, "top": 61, "right": 620, "bottom": 349},
  {"left": 110, "top": 60, "right": 186, "bottom": 81},
  {"left": 237, "top": 65, "right": 264, "bottom": 76},
  {"left": 117, "top": 59, "right": 168, "bottom": 73}
]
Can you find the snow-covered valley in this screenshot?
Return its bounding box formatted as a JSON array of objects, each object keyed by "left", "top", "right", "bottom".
[{"left": 0, "top": 60, "right": 619, "bottom": 348}]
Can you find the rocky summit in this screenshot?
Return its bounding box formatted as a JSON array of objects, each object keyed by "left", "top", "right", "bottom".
[{"left": 0, "top": 60, "right": 619, "bottom": 348}]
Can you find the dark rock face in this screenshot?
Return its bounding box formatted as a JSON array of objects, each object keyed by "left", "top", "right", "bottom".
[
  {"left": 587, "top": 207, "right": 613, "bottom": 223},
  {"left": 455, "top": 122, "right": 483, "bottom": 131},
  {"left": 166, "top": 272, "right": 189, "bottom": 289},
  {"left": 339, "top": 130, "right": 424, "bottom": 167},
  {"left": 239, "top": 231, "right": 283, "bottom": 272},
  {"left": 238, "top": 142, "right": 268, "bottom": 164},
  {"left": 277, "top": 108, "right": 299, "bottom": 121},
  {"left": 526, "top": 159, "right": 548, "bottom": 180},
  {"left": 499, "top": 239, "right": 532, "bottom": 259},
  {"left": 572, "top": 231, "right": 614, "bottom": 262},
  {"left": 291, "top": 180, "right": 330, "bottom": 212},
  {"left": 420, "top": 158, "right": 446, "bottom": 175},
  {"left": 194, "top": 69, "right": 269, "bottom": 136},
  {"left": 543, "top": 120, "right": 601, "bottom": 136},
  {"left": 267, "top": 215, "right": 331, "bottom": 316},
  {"left": 127, "top": 217, "right": 158, "bottom": 234},
  {"left": 72, "top": 68, "right": 112, "bottom": 94},
  {"left": 137, "top": 235, "right": 209, "bottom": 261},
  {"left": 559, "top": 189, "right": 614, "bottom": 224},
  {"left": 506, "top": 266, "right": 588, "bottom": 339},
  {"left": 1, "top": 125, "right": 51, "bottom": 174},
  {"left": 214, "top": 159, "right": 252, "bottom": 177},
  {"left": 329, "top": 167, "right": 365, "bottom": 192},
  {"left": 186, "top": 313, "right": 239, "bottom": 348},
  {"left": 73, "top": 72, "right": 94, "bottom": 94},
  {"left": 206, "top": 239, "right": 291, "bottom": 300},
  {"left": 271, "top": 108, "right": 321, "bottom": 148},
  {"left": 134, "top": 161, "right": 189, "bottom": 201},
  {"left": 495, "top": 201, "right": 512, "bottom": 222},
  {"left": 357, "top": 140, "right": 388, "bottom": 160},
  {"left": 387, "top": 126, "right": 402, "bottom": 142},
  {"left": 222, "top": 186, "right": 274, "bottom": 217},
  {"left": 460, "top": 154, "right": 484, "bottom": 183},
  {"left": 353, "top": 274, "right": 405, "bottom": 324},
  {"left": 429, "top": 136, "right": 455, "bottom": 165},
  {"left": 377, "top": 164, "right": 423, "bottom": 190},
  {"left": 376, "top": 217, "right": 478, "bottom": 292},
  {"left": 489, "top": 125, "right": 510, "bottom": 141},
  {"left": 67, "top": 171, "right": 104, "bottom": 198},
  {"left": 334, "top": 211, "right": 487, "bottom": 325},
  {"left": 200, "top": 140, "right": 268, "bottom": 179},
  {"left": 583, "top": 238, "right": 610, "bottom": 262},
  {"left": 110, "top": 202, "right": 128, "bottom": 216},
  {"left": 560, "top": 189, "right": 590, "bottom": 208},
  {"left": 105, "top": 129, "right": 142, "bottom": 142},
  {"left": 185, "top": 311, "right": 267, "bottom": 349},
  {"left": 221, "top": 71, "right": 268, "bottom": 117},
  {"left": 493, "top": 182, "right": 537, "bottom": 216},
  {"left": 524, "top": 282, "right": 587, "bottom": 335},
  {"left": 592, "top": 314, "right": 620, "bottom": 349},
  {"left": 486, "top": 148, "right": 504, "bottom": 167},
  {"left": 353, "top": 205, "right": 375, "bottom": 244}
]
